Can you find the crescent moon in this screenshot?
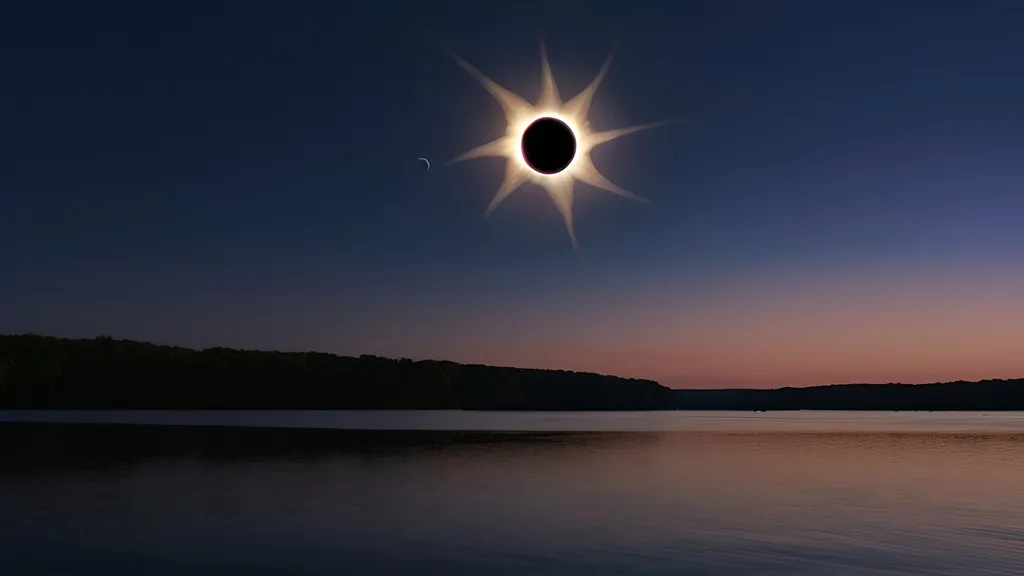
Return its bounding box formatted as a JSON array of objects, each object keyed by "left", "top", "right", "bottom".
[{"left": 418, "top": 157, "right": 430, "bottom": 171}]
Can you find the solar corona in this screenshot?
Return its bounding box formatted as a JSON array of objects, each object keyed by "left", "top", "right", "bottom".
[{"left": 441, "top": 41, "right": 670, "bottom": 249}]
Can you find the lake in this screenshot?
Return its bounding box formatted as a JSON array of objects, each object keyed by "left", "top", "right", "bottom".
[{"left": 2, "top": 411, "right": 1024, "bottom": 575}]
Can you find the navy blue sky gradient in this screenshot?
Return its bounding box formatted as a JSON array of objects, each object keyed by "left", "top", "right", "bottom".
[{"left": 2, "top": 0, "right": 1023, "bottom": 386}]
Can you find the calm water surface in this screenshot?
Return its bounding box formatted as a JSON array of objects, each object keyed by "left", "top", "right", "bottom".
[{"left": 2, "top": 411, "right": 1023, "bottom": 575}]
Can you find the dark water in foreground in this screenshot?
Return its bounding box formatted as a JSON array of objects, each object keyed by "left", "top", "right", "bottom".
[{"left": 2, "top": 413, "right": 1024, "bottom": 575}]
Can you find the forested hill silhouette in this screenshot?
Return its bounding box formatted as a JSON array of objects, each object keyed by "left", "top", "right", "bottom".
[
  {"left": 676, "top": 380, "right": 1024, "bottom": 411},
  {"left": 3, "top": 334, "right": 1021, "bottom": 411},
  {"left": 0, "top": 335, "right": 675, "bottom": 410}
]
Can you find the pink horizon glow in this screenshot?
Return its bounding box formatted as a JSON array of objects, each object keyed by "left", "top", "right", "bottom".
[{"left": 346, "top": 262, "right": 1024, "bottom": 389}]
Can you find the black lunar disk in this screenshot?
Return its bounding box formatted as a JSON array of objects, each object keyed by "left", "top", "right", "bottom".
[{"left": 520, "top": 117, "right": 576, "bottom": 174}]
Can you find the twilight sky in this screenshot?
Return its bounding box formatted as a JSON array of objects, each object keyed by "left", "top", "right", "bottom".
[{"left": 3, "top": 0, "right": 1024, "bottom": 388}]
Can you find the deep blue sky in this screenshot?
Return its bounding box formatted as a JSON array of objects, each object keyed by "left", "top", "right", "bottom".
[{"left": 3, "top": 1, "right": 1024, "bottom": 386}]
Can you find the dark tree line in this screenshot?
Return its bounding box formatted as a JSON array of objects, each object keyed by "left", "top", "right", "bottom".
[
  {"left": 0, "top": 334, "right": 676, "bottom": 410},
  {"left": 676, "top": 379, "right": 1024, "bottom": 411},
  {"left": 5, "top": 334, "right": 1019, "bottom": 412}
]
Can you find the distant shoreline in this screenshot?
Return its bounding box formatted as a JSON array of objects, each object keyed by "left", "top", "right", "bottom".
[
  {"left": 3, "top": 406, "right": 1023, "bottom": 410},
  {"left": 2, "top": 334, "right": 1021, "bottom": 411},
  {"left": 675, "top": 380, "right": 1024, "bottom": 411}
]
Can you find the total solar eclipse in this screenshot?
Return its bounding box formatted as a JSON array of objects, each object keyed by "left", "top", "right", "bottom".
[
  {"left": 439, "top": 40, "right": 671, "bottom": 249},
  {"left": 520, "top": 117, "right": 576, "bottom": 174}
]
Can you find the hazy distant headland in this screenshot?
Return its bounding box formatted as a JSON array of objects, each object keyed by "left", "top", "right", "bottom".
[
  {"left": 0, "top": 335, "right": 674, "bottom": 410},
  {"left": 675, "top": 380, "right": 1024, "bottom": 411},
  {"left": 2, "top": 334, "right": 1023, "bottom": 411}
]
